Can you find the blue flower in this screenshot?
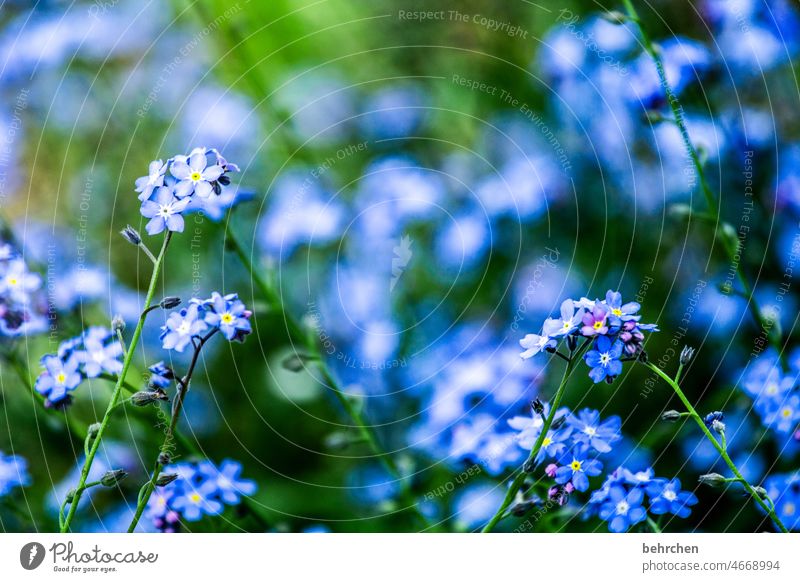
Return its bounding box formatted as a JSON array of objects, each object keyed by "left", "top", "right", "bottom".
[
  {"left": 135, "top": 159, "right": 166, "bottom": 201},
  {"left": 35, "top": 354, "right": 83, "bottom": 408},
  {"left": 567, "top": 408, "right": 622, "bottom": 453},
  {"left": 170, "top": 480, "right": 224, "bottom": 522},
  {"left": 160, "top": 303, "right": 208, "bottom": 352},
  {"left": 554, "top": 447, "right": 602, "bottom": 492},
  {"left": 0, "top": 452, "right": 30, "bottom": 497},
  {"left": 140, "top": 186, "right": 190, "bottom": 235},
  {"left": 0, "top": 257, "right": 42, "bottom": 304},
  {"left": 584, "top": 336, "right": 624, "bottom": 383},
  {"left": 75, "top": 327, "right": 123, "bottom": 378},
  {"left": 604, "top": 290, "right": 641, "bottom": 325},
  {"left": 598, "top": 485, "right": 647, "bottom": 532},
  {"left": 646, "top": 478, "right": 698, "bottom": 518},
  {"left": 764, "top": 472, "right": 800, "bottom": 531},
  {"left": 148, "top": 361, "right": 174, "bottom": 388},
  {"left": 620, "top": 467, "right": 655, "bottom": 486},
  {"left": 198, "top": 459, "right": 257, "bottom": 505},
  {"left": 202, "top": 292, "right": 252, "bottom": 342},
  {"left": 763, "top": 394, "right": 800, "bottom": 434},
  {"left": 543, "top": 298, "right": 585, "bottom": 337},
  {"left": 170, "top": 149, "right": 224, "bottom": 199},
  {"left": 519, "top": 333, "right": 556, "bottom": 359},
  {"left": 508, "top": 409, "right": 572, "bottom": 463}
]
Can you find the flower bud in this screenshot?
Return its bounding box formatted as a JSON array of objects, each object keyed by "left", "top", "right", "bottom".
[
  {"left": 699, "top": 473, "right": 728, "bottom": 488},
  {"left": 111, "top": 314, "right": 125, "bottom": 333},
  {"left": 100, "top": 469, "right": 127, "bottom": 487},
  {"left": 703, "top": 411, "right": 724, "bottom": 427},
  {"left": 661, "top": 410, "right": 682, "bottom": 422},
  {"left": 156, "top": 473, "right": 179, "bottom": 487},
  {"left": 753, "top": 486, "right": 769, "bottom": 499},
  {"left": 531, "top": 398, "right": 545, "bottom": 416},
  {"left": 601, "top": 10, "right": 629, "bottom": 24},
  {"left": 282, "top": 353, "right": 315, "bottom": 373},
  {"left": 120, "top": 225, "right": 142, "bottom": 246},
  {"left": 680, "top": 346, "right": 695, "bottom": 365},
  {"left": 711, "top": 419, "right": 726, "bottom": 435},
  {"left": 544, "top": 463, "right": 558, "bottom": 478},
  {"left": 522, "top": 457, "right": 537, "bottom": 473},
  {"left": 158, "top": 452, "right": 171, "bottom": 465},
  {"left": 131, "top": 389, "right": 168, "bottom": 406},
  {"left": 159, "top": 296, "right": 182, "bottom": 310},
  {"left": 87, "top": 422, "right": 101, "bottom": 439},
  {"left": 65, "top": 488, "right": 76, "bottom": 503}
]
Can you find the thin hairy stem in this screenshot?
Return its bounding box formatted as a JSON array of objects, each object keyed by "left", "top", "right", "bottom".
[
  {"left": 60, "top": 233, "right": 172, "bottom": 532},
  {"left": 645, "top": 361, "right": 788, "bottom": 532},
  {"left": 126, "top": 329, "right": 218, "bottom": 532},
  {"left": 622, "top": 0, "right": 779, "bottom": 352},
  {"left": 481, "top": 343, "right": 590, "bottom": 533}
]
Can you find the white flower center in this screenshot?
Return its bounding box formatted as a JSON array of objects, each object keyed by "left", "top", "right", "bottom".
[
  {"left": 663, "top": 490, "right": 677, "bottom": 502},
  {"left": 599, "top": 352, "right": 611, "bottom": 366},
  {"left": 616, "top": 501, "right": 629, "bottom": 515},
  {"left": 584, "top": 426, "right": 597, "bottom": 436},
  {"left": 177, "top": 321, "right": 191, "bottom": 335},
  {"left": 158, "top": 204, "right": 174, "bottom": 219}
]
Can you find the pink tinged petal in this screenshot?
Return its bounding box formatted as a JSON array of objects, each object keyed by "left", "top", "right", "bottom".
[{"left": 171, "top": 160, "right": 191, "bottom": 179}]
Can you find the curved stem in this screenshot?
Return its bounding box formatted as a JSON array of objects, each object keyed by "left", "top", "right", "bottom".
[
  {"left": 622, "top": 0, "right": 779, "bottom": 353},
  {"left": 126, "top": 329, "right": 218, "bottom": 532},
  {"left": 645, "top": 361, "right": 788, "bottom": 532},
  {"left": 481, "top": 346, "right": 587, "bottom": 533},
  {"left": 60, "top": 233, "right": 172, "bottom": 533}
]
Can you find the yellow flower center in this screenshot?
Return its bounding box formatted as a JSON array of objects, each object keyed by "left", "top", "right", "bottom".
[
  {"left": 221, "top": 313, "right": 234, "bottom": 325},
  {"left": 8, "top": 276, "right": 18, "bottom": 286},
  {"left": 612, "top": 308, "right": 622, "bottom": 316},
  {"left": 593, "top": 320, "right": 603, "bottom": 330},
  {"left": 190, "top": 171, "right": 202, "bottom": 182},
  {"left": 781, "top": 408, "right": 792, "bottom": 418},
  {"left": 542, "top": 437, "right": 552, "bottom": 447},
  {"left": 570, "top": 460, "right": 582, "bottom": 471},
  {"left": 56, "top": 372, "right": 66, "bottom": 384},
  {"left": 189, "top": 493, "right": 202, "bottom": 504}
]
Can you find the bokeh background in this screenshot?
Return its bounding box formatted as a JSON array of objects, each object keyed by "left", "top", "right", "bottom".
[{"left": 1, "top": 0, "right": 800, "bottom": 532}]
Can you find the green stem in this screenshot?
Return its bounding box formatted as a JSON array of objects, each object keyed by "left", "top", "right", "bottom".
[
  {"left": 645, "top": 361, "right": 788, "bottom": 532},
  {"left": 481, "top": 345, "right": 588, "bottom": 533},
  {"left": 647, "top": 516, "right": 662, "bottom": 533},
  {"left": 622, "top": 0, "right": 779, "bottom": 352},
  {"left": 227, "top": 230, "right": 432, "bottom": 529},
  {"left": 60, "top": 233, "right": 172, "bottom": 533},
  {"left": 126, "top": 329, "right": 218, "bottom": 532}
]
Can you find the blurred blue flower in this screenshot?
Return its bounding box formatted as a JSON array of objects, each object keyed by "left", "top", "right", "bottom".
[
  {"left": 646, "top": 478, "right": 698, "bottom": 518},
  {"left": 0, "top": 452, "right": 30, "bottom": 497}
]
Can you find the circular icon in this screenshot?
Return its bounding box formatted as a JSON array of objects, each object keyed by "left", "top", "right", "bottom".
[{"left": 19, "top": 542, "right": 46, "bottom": 570}]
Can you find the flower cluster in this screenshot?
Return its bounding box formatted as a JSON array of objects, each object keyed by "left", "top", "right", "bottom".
[
  {"left": 0, "top": 451, "right": 30, "bottom": 497},
  {"left": 520, "top": 291, "right": 658, "bottom": 383},
  {"left": 160, "top": 292, "right": 252, "bottom": 353},
  {"left": 136, "top": 148, "right": 240, "bottom": 235},
  {"left": 0, "top": 242, "right": 47, "bottom": 337},
  {"left": 145, "top": 459, "right": 256, "bottom": 533},
  {"left": 740, "top": 352, "right": 800, "bottom": 436},
  {"left": 588, "top": 466, "right": 698, "bottom": 532},
  {"left": 34, "top": 327, "right": 123, "bottom": 408},
  {"left": 510, "top": 406, "right": 621, "bottom": 499},
  {"left": 763, "top": 472, "right": 800, "bottom": 531}
]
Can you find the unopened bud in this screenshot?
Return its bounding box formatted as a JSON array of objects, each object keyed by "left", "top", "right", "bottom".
[
  {"left": 661, "top": 410, "right": 682, "bottom": 422},
  {"left": 159, "top": 296, "right": 182, "bottom": 310},
  {"left": 711, "top": 419, "right": 726, "bottom": 435},
  {"left": 703, "top": 411, "right": 724, "bottom": 428},
  {"left": 545, "top": 463, "right": 558, "bottom": 478},
  {"left": 100, "top": 469, "right": 127, "bottom": 487},
  {"left": 601, "top": 10, "right": 629, "bottom": 24},
  {"left": 531, "top": 398, "right": 545, "bottom": 416},
  {"left": 87, "top": 422, "right": 101, "bottom": 439},
  {"left": 699, "top": 473, "right": 728, "bottom": 488},
  {"left": 131, "top": 389, "right": 168, "bottom": 406},
  {"left": 281, "top": 353, "right": 316, "bottom": 373},
  {"left": 120, "top": 225, "right": 142, "bottom": 246},
  {"left": 680, "top": 346, "right": 695, "bottom": 365},
  {"left": 111, "top": 314, "right": 125, "bottom": 333},
  {"left": 753, "top": 486, "right": 769, "bottom": 499},
  {"left": 158, "top": 452, "right": 171, "bottom": 465},
  {"left": 156, "top": 473, "right": 179, "bottom": 487},
  {"left": 65, "top": 488, "right": 76, "bottom": 503}
]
